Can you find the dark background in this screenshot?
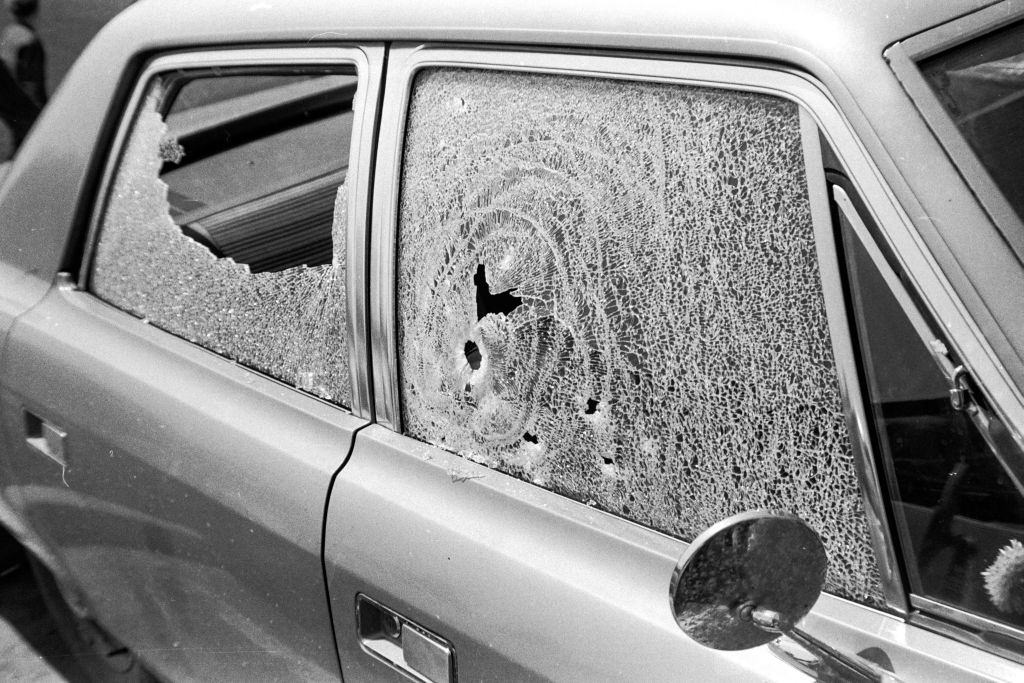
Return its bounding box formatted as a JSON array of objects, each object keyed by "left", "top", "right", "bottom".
[{"left": 1, "top": 0, "right": 135, "bottom": 159}]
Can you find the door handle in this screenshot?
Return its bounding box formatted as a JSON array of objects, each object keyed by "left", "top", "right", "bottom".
[
  {"left": 356, "top": 594, "right": 454, "bottom": 683},
  {"left": 24, "top": 410, "right": 67, "bottom": 468}
]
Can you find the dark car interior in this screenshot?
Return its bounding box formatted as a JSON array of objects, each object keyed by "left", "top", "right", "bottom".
[{"left": 158, "top": 69, "right": 357, "bottom": 272}]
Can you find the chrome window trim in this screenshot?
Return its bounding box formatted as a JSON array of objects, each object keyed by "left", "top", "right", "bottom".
[
  {"left": 372, "top": 44, "right": 911, "bottom": 609},
  {"left": 346, "top": 46, "right": 384, "bottom": 421},
  {"left": 896, "top": 0, "right": 1024, "bottom": 61},
  {"left": 832, "top": 185, "right": 934, "bottom": 594},
  {"left": 833, "top": 189, "right": 940, "bottom": 364},
  {"left": 885, "top": 0, "right": 1024, "bottom": 263},
  {"left": 803, "top": 123, "right": 906, "bottom": 616},
  {"left": 832, "top": 131, "right": 1024, "bottom": 663},
  {"left": 78, "top": 46, "right": 381, "bottom": 418},
  {"left": 912, "top": 595, "right": 1024, "bottom": 665}
]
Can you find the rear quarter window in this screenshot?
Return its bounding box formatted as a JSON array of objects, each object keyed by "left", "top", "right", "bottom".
[{"left": 919, "top": 20, "right": 1024, "bottom": 225}]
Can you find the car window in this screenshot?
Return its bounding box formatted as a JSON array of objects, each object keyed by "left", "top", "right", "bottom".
[
  {"left": 394, "top": 66, "right": 885, "bottom": 606},
  {"left": 843, "top": 209, "right": 1024, "bottom": 632},
  {"left": 90, "top": 65, "right": 356, "bottom": 407},
  {"left": 919, "top": 20, "right": 1024, "bottom": 227}
]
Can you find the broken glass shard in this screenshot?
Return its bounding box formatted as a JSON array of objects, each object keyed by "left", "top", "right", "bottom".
[{"left": 92, "top": 75, "right": 352, "bottom": 407}]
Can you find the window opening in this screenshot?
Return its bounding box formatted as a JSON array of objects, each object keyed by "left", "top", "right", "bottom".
[
  {"left": 474, "top": 264, "right": 523, "bottom": 319},
  {"left": 91, "top": 65, "right": 356, "bottom": 407},
  {"left": 919, "top": 20, "right": 1024, "bottom": 227},
  {"left": 841, "top": 196, "right": 1024, "bottom": 631}
]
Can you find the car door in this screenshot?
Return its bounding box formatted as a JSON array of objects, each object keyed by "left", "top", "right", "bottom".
[
  {"left": 320, "top": 46, "right": 1021, "bottom": 681},
  {"left": 0, "top": 45, "right": 382, "bottom": 681},
  {"left": 323, "top": 45, "right": 1024, "bottom": 681}
]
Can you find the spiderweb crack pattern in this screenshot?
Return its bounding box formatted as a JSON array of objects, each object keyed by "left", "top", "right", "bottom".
[{"left": 397, "top": 68, "right": 883, "bottom": 605}]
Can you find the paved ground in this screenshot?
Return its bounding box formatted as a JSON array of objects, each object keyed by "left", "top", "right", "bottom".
[{"left": 0, "top": 536, "right": 83, "bottom": 682}]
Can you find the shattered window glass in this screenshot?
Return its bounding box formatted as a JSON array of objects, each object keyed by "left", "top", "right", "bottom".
[
  {"left": 91, "top": 67, "right": 355, "bottom": 406},
  {"left": 396, "top": 68, "right": 884, "bottom": 605}
]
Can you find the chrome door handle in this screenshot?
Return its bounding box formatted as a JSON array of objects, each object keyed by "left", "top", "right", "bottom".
[
  {"left": 24, "top": 410, "right": 67, "bottom": 468},
  {"left": 356, "top": 594, "right": 454, "bottom": 683}
]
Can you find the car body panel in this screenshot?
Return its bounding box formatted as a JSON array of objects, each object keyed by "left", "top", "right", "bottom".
[
  {"left": 0, "top": 36, "right": 382, "bottom": 683},
  {"left": 802, "top": 596, "right": 1024, "bottom": 681},
  {"left": 0, "top": 0, "right": 1023, "bottom": 680},
  {"left": 0, "top": 282, "right": 363, "bottom": 679},
  {"left": 328, "top": 428, "right": 1024, "bottom": 681},
  {"left": 331, "top": 37, "right": 1024, "bottom": 680},
  {"left": 326, "top": 424, "right": 811, "bottom": 681}
]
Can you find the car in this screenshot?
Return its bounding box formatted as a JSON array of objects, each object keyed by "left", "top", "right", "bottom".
[{"left": 2, "top": 0, "right": 1024, "bottom": 680}]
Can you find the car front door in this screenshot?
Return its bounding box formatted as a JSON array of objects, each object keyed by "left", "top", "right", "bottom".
[
  {"left": 0, "top": 45, "right": 382, "bottom": 680},
  {"left": 322, "top": 46, "right": 1024, "bottom": 681}
]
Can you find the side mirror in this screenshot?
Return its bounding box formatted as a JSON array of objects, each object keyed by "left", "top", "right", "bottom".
[
  {"left": 670, "top": 510, "right": 825, "bottom": 650},
  {"left": 670, "top": 511, "right": 892, "bottom": 682}
]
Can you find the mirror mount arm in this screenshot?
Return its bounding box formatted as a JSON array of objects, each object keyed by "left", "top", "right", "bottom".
[
  {"left": 740, "top": 602, "right": 896, "bottom": 681},
  {"left": 782, "top": 627, "right": 898, "bottom": 683}
]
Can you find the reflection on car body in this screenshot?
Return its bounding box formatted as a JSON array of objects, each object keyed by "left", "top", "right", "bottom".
[{"left": 1, "top": 0, "right": 1024, "bottom": 681}]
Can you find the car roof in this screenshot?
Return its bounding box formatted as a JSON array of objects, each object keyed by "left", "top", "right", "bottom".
[
  {"left": 117, "top": 0, "right": 990, "bottom": 61},
  {"left": 98, "top": 0, "right": 994, "bottom": 125}
]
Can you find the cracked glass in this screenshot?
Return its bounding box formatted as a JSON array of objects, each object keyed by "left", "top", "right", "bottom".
[
  {"left": 396, "top": 67, "right": 884, "bottom": 605},
  {"left": 91, "top": 66, "right": 356, "bottom": 407}
]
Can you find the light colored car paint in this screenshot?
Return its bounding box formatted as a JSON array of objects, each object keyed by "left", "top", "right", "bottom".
[{"left": 0, "top": 0, "right": 1022, "bottom": 680}]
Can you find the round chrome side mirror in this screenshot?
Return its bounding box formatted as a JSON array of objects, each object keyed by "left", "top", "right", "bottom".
[
  {"left": 669, "top": 510, "right": 826, "bottom": 651},
  {"left": 671, "top": 511, "right": 891, "bottom": 682}
]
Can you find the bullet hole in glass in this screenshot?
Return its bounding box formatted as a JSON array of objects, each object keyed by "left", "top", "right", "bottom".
[
  {"left": 474, "top": 264, "right": 521, "bottom": 320},
  {"left": 585, "top": 398, "right": 600, "bottom": 414},
  {"left": 464, "top": 340, "right": 482, "bottom": 370},
  {"left": 523, "top": 432, "right": 538, "bottom": 444}
]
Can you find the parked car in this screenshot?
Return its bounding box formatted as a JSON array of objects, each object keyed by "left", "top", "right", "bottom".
[{"left": 2, "top": 0, "right": 1024, "bottom": 680}]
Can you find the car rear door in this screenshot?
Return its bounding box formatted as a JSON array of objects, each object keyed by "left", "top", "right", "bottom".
[
  {"left": 0, "top": 45, "right": 382, "bottom": 681},
  {"left": 323, "top": 46, "right": 1014, "bottom": 682}
]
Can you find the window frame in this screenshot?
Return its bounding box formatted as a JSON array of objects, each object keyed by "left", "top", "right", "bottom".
[
  {"left": 885, "top": 0, "right": 1024, "bottom": 264},
  {"left": 79, "top": 46, "right": 382, "bottom": 419},
  {"left": 837, "top": 182, "right": 1024, "bottom": 662},
  {"left": 370, "top": 43, "right": 915, "bottom": 614}
]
